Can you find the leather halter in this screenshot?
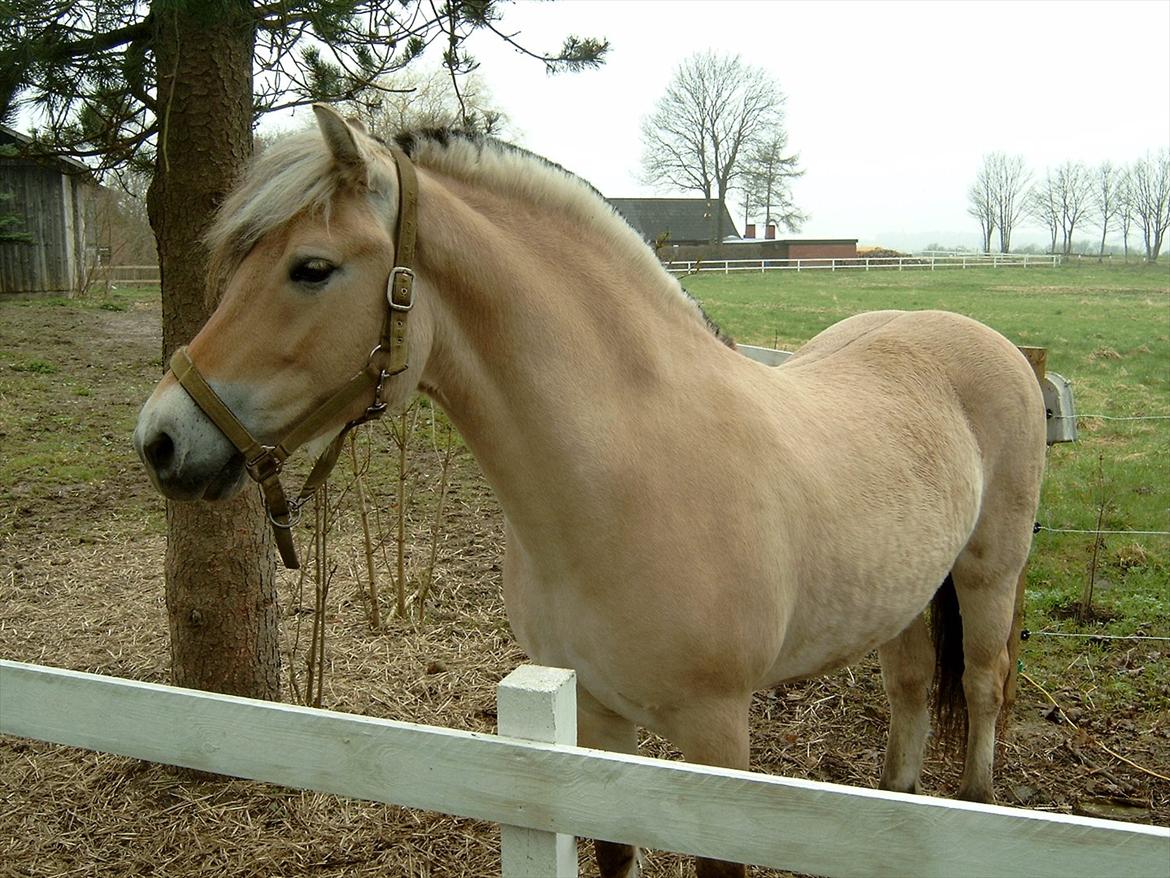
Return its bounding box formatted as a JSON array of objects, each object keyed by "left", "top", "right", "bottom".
[{"left": 170, "top": 145, "right": 419, "bottom": 569}]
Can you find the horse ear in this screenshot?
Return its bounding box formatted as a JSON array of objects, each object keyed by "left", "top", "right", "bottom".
[{"left": 312, "top": 103, "right": 368, "bottom": 183}]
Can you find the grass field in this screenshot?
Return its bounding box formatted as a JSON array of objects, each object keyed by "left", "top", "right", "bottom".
[{"left": 685, "top": 262, "right": 1170, "bottom": 702}]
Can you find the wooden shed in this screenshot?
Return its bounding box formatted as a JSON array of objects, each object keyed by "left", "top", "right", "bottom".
[{"left": 1, "top": 124, "right": 96, "bottom": 295}]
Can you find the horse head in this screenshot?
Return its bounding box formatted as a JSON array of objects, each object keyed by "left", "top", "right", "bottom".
[{"left": 134, "top": 105, "right": 429, "bottom": 509}]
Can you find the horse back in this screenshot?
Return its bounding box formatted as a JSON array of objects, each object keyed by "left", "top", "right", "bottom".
[{"left": 783, "top": 309, "right": 1045, "bottom": 444}]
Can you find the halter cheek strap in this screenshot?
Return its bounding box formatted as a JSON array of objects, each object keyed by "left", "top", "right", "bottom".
[{"left": 170, "top": 145, "right": 419, "bottom": 569}]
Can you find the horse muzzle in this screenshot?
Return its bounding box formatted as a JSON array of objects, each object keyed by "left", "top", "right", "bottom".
[{"left": 133, "top": 382, "right": 248, "bottom": 502}]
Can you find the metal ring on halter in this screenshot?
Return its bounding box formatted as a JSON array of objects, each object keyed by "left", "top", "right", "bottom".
[
  {"left": 266, "top": 497, "right": 304, "bottom": 530},
  {"left": 366, "top": 343, "right": 393, "bottom": 379}
]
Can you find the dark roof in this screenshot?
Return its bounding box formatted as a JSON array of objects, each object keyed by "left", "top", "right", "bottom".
[
  {"left": 609, "top": 197, "right": 739, "bottom": 244},
  {"left": 0, "top": 124, "right": 95, "bottom": 176}
]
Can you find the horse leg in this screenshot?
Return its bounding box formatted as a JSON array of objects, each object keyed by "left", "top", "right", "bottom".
[
  {"left": 578, "top": 688, "right": 642, "bottom": 878},
  {"left": 668, "top": 697, "right": 752, "bottom": 878},
  {"left": 877, "top": 614, "right": 933, "bottom": 794},
  {"left": 951, "top": 548, "right": 1022, "bottom": 804}
]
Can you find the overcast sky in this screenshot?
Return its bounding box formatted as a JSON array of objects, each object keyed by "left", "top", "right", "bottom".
[
  {"left": 15, "top": 0, "right": 1163, "bottom": 250},
  {"left": 419, "top": 0, "right": 1170, "bottom": 250}
]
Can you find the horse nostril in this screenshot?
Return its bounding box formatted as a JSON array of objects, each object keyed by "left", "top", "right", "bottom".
[{"left": 144, "top": 431, "right": 176, "bottom": 473}]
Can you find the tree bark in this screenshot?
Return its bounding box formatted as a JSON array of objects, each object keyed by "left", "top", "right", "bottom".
[{"left": 147, "top": 0, "right": 280, "bottom": 700}]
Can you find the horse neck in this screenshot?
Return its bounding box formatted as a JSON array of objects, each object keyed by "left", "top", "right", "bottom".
[{"left": 413, "top": 169, "right": 724, "bottom": 530}]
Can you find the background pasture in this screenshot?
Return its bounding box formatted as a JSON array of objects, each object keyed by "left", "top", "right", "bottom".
[{"left": 1, "top": 262, "right": 1167, "bottom": 875}]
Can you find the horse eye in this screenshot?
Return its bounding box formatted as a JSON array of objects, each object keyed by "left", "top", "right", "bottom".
[{"left": 290, "top": 258, "right": 336, "bottom": 286}]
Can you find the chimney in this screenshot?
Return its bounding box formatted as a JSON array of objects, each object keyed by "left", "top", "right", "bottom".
[
  {"left": 745, "top": 223, "right": 756, "bottom": 239},
  {"left": 765, "top": 223, "right": 776, "bottom": 240}
]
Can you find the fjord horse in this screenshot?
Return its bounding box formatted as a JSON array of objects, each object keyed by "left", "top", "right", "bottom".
[{"left": 135, "top": 105, "right": 1046, "bottom": 877}]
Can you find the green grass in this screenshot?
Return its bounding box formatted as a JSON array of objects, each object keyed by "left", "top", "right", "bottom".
[
  {"left": 685, "top": 262, "right": 1170, "bottom": 654},
  {"left": 4, "top": 284, "right": 159, "bottom": 311},
  {"left": 7, "top": 358, "right": 58, "bottom": 374}
]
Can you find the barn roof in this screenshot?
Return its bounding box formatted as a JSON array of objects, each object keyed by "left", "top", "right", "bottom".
[
  {"left": 0, "top": 124, "right": 95, "bottom": 177},
  {"left": 608, "top": 197, "right": 739, "bottom": 245}
]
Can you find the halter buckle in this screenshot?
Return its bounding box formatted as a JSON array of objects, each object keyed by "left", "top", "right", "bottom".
[
  {"left": 246, "top": 446, "right": 282, "bottom": 481},
  {"left": 388, "top": 266, "right": 415, "bottom": 311}
]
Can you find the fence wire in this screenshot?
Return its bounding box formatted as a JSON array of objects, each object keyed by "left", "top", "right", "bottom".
[
  {"left": 1054, "top": 413, "right": 1170, "bottom": 421},
  {"left": 1035, "top": 524, "right": 1170, "bottom": 537}
]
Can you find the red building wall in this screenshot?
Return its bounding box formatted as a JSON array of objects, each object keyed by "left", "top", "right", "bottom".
[{"left": 786, "top": 240, "right": 858, "bottom": 260}]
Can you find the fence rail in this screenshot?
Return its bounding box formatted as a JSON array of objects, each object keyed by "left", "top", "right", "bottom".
[
  {"left": 665, "top": 253, "right": 1063, "bottom": 275},
  {"left": 93, "top": 256, "right": 1062, "bottom": 286},
  {"left": 2, "top": 659, "right": 1166, "bottom": 878},
  {"left": 95, "top": 264, "right": 161, "bottom": 286},
  {"left": 93, "top": 255, "right": 1065, "bottom": 286}
]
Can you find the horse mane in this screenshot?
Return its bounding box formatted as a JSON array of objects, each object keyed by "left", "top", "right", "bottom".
[{"left": 206, "top": 124, "right": 732, "bottom": 347}]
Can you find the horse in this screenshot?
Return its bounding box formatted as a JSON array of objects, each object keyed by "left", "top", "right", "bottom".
[{"left": 134, "top": 104, "right": 1047, "bottom": 878}]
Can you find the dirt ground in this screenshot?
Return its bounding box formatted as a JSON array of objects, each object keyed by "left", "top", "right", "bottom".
[{"left": 1, "top": 298, "right": 1167, "bottom": 877}]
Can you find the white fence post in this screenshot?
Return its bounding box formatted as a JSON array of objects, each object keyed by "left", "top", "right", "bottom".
[{"left": 498, "top": 666, "right": 579, "bottom": 878}]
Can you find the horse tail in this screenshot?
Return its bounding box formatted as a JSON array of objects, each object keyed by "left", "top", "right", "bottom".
[{"left": 930, "top": 574, "right": 967, "bottom": 752}]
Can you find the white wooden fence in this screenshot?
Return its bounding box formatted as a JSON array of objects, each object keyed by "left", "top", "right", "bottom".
[
  {"left": 665, "top": 253, "right": 1062, "bottom": 275},
  {"left": 1, "top": 659, "right": 1166, "bottom": 878},
  {"left": 95, "top": 254, "right": 1062, "bottom": 287}
]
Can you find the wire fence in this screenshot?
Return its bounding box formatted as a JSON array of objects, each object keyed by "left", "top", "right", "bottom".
[
  {"left": 1022, "top": 630, "right": 1170, "bottom": 643},
  {"left": 1053, "top": 413, "right": 1170, "bottom": 422},
  {"left": 1035, "top": 405, "right": 1169, "bottom": 537},
  {"left": 1027, "top": 399, "right": 1167, "bottom": 645},
  {"left": 1036, "top": 524, "right": 1170, "bottom": 537}
]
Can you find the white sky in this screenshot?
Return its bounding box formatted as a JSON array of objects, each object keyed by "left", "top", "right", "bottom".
[{"left": 446, "top": 0, "right": 1170, "bottom": 249}]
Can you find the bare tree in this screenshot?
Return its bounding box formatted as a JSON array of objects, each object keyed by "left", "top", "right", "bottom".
[
  {"left": 1053, "top": 161, "right": 1094, "bottom": 254},
  {"left": 1027, "top": 172, "right": 1061, "bottom": 254},
  {"left": 1117, "top": 168, "right": 1135, "bottom": 260},
  {"left": 1130, "top": 149, "right": 1170, "bottom": 262},
  {"left": 968, "top": 163, "right": 997, "bottom": 253},
  {"left": 990, "top": 153, "right": 1030, "bottom": 253},
  {"left": 741, "top": 127, "right": 806, "bottom": 233},
  {"left": 971, "top": 153, "right": 1029, "bottom": 253},
  {"left": 1093, "top": 162, "right": 1124, "bottom": 258},
  {"left": 641, "top": 51, "right": 794, "bottom": 243}
]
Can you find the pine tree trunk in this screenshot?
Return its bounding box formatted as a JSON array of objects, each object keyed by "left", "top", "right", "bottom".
[{"left": 147, "top": 0, "right": 280, "bottom": 700}]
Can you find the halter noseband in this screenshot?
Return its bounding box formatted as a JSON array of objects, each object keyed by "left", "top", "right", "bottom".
[{"left": 169, "top": 145, "right": 419, "bottom": 569}]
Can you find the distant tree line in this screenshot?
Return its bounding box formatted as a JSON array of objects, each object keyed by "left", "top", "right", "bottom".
[{"left": 968, "top": 150, "right": 1170, "bottom": 261}]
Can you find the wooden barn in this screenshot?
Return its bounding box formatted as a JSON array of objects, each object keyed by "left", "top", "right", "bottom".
[{"left": 0, "top": 124, "right": 96, "bottom": 296}]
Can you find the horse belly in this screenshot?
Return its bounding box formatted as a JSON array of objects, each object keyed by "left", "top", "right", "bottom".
[
  {"left": 759, "top": 431, "right": 985, "bottom": 686},
  {"left": 501, "top": 514, "right": 790, "bottom": 724}
]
